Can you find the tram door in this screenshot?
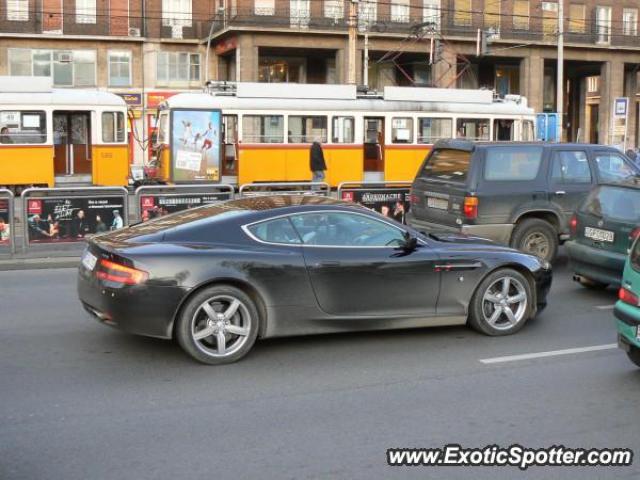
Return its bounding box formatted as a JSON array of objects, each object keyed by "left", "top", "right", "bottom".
[
  {"left": 53, "top": 111, "right": 92, "bottom": 176},
  {"left": 363, "top": 117, "right": 384, "bottom": 179}
]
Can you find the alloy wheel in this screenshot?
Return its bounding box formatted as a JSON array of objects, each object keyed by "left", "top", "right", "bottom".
[{"left": 481, "top": 276, "right": 528, "bottom": 331}]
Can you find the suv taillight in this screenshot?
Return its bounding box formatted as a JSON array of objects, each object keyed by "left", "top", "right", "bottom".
[
  {"left": 569, "top": 214, "right": 578, "bottom": 237},
  {"left": 619, "top": 287, "right": 640, "bottom": 307},
  {"left": 463, "top": 196, "right": 478, "bottom": 220},
  {"left": 96, "top": 259, "right": 148, "bottom": 285}
]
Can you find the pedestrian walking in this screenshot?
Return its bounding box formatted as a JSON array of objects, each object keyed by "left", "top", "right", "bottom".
[{"left": 310, "top": 140, "right": 326, "bottom": 183}]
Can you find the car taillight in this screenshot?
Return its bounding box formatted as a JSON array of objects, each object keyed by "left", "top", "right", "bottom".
[
  {"left": 619, "top": 287, "right": 640, "bottom": 307},
  {"left": 96, "top": 259, "right": 148, "bottom": 285},
  {"left": 629, "top": 227, "right": 640, "bottom": 245},
  {"left": 463, "top": 196, "right": 478, "bottom": 219},
  {"left": 569, "top": 214, "right": 578, "bottom": 237}
]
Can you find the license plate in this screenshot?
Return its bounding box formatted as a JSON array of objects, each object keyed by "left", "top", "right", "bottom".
[
  {"left": 427, "top": 197, "right": 449, "bottom": 210},
  {"left": 82, "top": 251, "right": 97, "bottom": 271},
  {"left": 584, "top": 227, "right": 614, "bottom": 242}
]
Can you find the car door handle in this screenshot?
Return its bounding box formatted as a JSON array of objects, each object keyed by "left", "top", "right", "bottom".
[{"left": 555, "top": 191, "right": 566, "bottom": 196}]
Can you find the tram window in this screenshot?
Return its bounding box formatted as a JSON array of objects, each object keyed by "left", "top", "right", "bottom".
[
  {"left": 288, "top": 116, "right": 328, "bottom": 143},
  {"left": 242, "top": 115, "right": 284, "bottom": 143},
  {"left": 391, "top": 117, "right": 413, "bottom": 143},
  {"left": 522, "top": 120, "right": 535, "bottom": 141},
  {"left": 418, "top": 118, "right": 452, "bottom": 143},
  {"left": 332, "top": 116, "right": 355, "bottom": 143},
  {"left": 456, "top": 118, "right": 490, "bottom": 141},
  {"left": 223, "top": 115, "right": 238, "bottom": 143},
  {"left": 0, "top": 110, "right": 46, "bottom": 144},
  {"left": 494, "top": 119, "right": 514, "bottom": 141},
  {"left": 102, "top": 112, "right": 125, "bottom": 143}
]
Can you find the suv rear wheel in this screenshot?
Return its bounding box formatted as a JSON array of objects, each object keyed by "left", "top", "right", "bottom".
[{"left": 511, "top": 218, "right": 558, "bottom": 262}]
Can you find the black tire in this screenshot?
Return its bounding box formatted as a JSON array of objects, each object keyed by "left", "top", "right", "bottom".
[
  {"left": 511, "top": 218, "right": 558, "bottom": 263},
  {"left": 577, "top": 277, "right": 609, "bottom": 290},
  {"left": 175, "top": 285, "right": 260, "bottom": 365},
  {"left": 468, "top": 268, "right": 533, "bottom": 336},
  {"left": 628, "top": 346, "right": 640, "bottom": 368}
]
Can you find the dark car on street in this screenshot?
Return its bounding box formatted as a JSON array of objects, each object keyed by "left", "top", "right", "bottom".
[
  {"left": 407, "top": 140, "right": 640, "bottom": 262},
  {"left": 78, "top": 195, "right": 552, "bottom": 364},
  {"left": 567, "top": 183, "right": 640, "bottom": 289}
]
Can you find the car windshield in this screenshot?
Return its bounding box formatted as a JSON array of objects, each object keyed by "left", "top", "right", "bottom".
[
  {"left": 420, "top": 148, "right": 471, "bottom": 183},
  {"left": 580, "top": 186, "right": 640, "bottom": 222}
]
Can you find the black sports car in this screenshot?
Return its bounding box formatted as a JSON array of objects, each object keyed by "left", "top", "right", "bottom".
[{"left": 78, "top": 195, "right": 552, "bottom": 364}]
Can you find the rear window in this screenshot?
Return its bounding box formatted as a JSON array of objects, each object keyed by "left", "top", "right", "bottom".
[
  {"left": 580, "top": 186, "right": 640, "bottom": 222},
  {"left": 420, "top": 148, "right": 471, "bottom": 183},
  {"left": 483, "top": 146, "right": 543, "bottom": 181}
]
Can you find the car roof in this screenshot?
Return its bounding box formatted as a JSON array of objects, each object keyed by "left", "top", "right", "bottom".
[{"left": 432, "top": 139, "right": 623, "bottom": 151}]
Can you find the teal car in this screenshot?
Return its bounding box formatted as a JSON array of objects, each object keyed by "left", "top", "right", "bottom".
[
  {"left": 615, "top": 237, "right": 640, "bottom": 367},
  {"left": 567, "top": 184, "right": 640, "bottom": 289}
]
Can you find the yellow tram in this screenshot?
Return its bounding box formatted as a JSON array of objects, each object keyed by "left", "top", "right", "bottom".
[
  {"left": 0, "top": 77, "right": 129, "bottom": 190},
  {"left": 153, "top": 82, "right": 536, "bottom": 187}
]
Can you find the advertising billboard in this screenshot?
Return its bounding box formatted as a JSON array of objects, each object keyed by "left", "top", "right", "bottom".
[
  {"left": 26, "top": 196, "right": 126, "bottom": 244},
  {"left": 0, "top": 198, "right": 10, "bottom": 249},
  {"left": 171, "top": 109, "right": 222, "bottom": 183},
  {"left": 139, "top": 192, "right": 231, "bottom": 222},
  {"left": 341, "top": 187, "right": 411, "bottom": 224}
]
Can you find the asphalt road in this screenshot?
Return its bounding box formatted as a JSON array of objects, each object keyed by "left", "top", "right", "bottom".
[{"left": 1, "top": 253, "right": 639, "bottom": 480}]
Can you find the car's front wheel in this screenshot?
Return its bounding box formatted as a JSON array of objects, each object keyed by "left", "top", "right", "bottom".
[
  {"left": 175, "top": 285, "right": 259, "bottom": 365},
  {"left": 468, "top": 268, "right": 533, "bottom": 336},
  {"left": 628, "top": 346, "right": 640, "bottom": 368}
]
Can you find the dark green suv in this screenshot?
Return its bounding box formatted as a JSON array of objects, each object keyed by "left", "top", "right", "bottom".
[{"left": 566, "top": 184, "right": 640, "bottom": 289}]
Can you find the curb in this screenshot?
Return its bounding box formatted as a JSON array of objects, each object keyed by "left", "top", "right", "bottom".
[{"left": 0, "top": 256, "right": 79, "bottom": 271}]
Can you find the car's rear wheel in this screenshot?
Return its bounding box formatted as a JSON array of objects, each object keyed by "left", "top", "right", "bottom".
[
  {"left": 511, "top": 218, "right": 558, "bottom": 263},
  {"left": 468, "top": 268, "right": 532, "bottom": 336},
  {"left": 175, "top": 285, "right": 259, "bottom": 365},
  {"left": 628, "top": 346, "right": 640, "bottom": 368}
]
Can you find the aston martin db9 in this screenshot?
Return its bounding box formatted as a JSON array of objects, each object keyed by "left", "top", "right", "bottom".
[{"left": 78, "top": 195, "right": 552, "bottom": 364}]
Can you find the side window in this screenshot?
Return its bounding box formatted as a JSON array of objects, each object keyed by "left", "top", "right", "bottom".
[
  {"left": 247, "top": 217, "right": 301, "bottom": 245},
  {"left": 456, "top": 118, "right": 490, "bottom": 140},
  {"left": 594, "top": 152, "right": 636, "bottom": 182},
  {"left": 332, "top": 116, "right": 354, "bottom": 143},
  {"left": 102, "top": 111, "right": 125, "bottom": 143},
  {"left": 242, "top": 115, "right": 284, "bottom": 143},
  {"left": 391, "top": 117, "right": 413, "bottom": 143},
  {"left": 289, "top": 212, "right": 405, "bottom": 247},
  {"left": 484, "top": 146, "right": 543, "bottom": 181},
  {"left": 418, "top": 118, "right": 452, "bottom": 144},
  {"left": 0, "top": 110, "right": 47, "bottom": 144},
  {"left": 551, "top": 151, "right": 591, "bottom": 183}
]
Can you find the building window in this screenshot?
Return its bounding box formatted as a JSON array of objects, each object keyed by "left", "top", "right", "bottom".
[
  {"left": 484, "top": 0, "right": 500, "bottom": 31},
  {"left": 288, "top": 116, "right": 328, "bottom": 143},
  {"left": 108, "top": 51, "right": 132, "bottom": 87},
  {"left": 422, "top": 0, "right": 440, "bottom": 30},
  {"left": 358, "top": 0, "right": 377, "bottom": 30},
  {"left": 162, "top": 0, "right": 192, "bottom": 26},
  {"left": 623, "top": 8, "right": 638, "bottom": 36},
  {"left": 156, "top": 52, "right": 200, "bottom": 85},
  {"left": 324, "top": 0, "right": 344, "bottom": 19},
  {"left": 595, "top": 6, "right": 612, "bottom": 44},
  {"left": 7, "top": 0, "right": 28, "bottom": 21},
  {"left": 391, "top": 118, "right": 414, "bottom": 143},
  {"left": 453, "top": 0, "right": 471, "bottom": 27},
  {"left": 258, "top": 57, "right": 303, "bottom": 83},
  {"left": 76, "top": 0, "right": 96, "bottom": 24},
  {"left": 391, "top": 0, "right": 410, "bottom": 23},
  {"left": 568, "top": 4, "right": 585, "bottom": 33},
  {"left": 290, "top": 0, "right": 310, "bottom": 28},
  {"left": 8, "top": 49, "right": 96, "bottom": 87},
  {"left": 541, "top": 2, "right": 558, "bottom": 38},
  {"left": 102, "top": 112, "right": 125, "bottom": 143},
  {"left": 512, "top": 0, "right": 529, "bottom": 30},
  {"left": 255, "top": 0, "right": 275, "bottom": 15},
  {"left": 587, "top": 76, "right": 599, "bottom": 92}
]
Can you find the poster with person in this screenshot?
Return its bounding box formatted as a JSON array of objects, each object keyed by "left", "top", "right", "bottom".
[
  {"left": 0, "top": 199, "right": 10, "bottom": 247},
  {"left": 341, "top": 187, "right": 411, "bottom": 224},
  {"left": 139, "top": 193, "right": 231, "bottom": 222},
  {"left": 26, "top": 196, "right": 125, "bottom": 244},
  {"left": 171, "top": 109, "right": 221, "bottom": 182}
]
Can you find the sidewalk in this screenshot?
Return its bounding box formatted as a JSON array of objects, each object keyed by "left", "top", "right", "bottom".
[{"left": 0, "top": 252, "right": 80, "bottom": 271}]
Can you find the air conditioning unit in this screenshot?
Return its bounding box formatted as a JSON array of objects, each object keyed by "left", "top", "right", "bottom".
[
  {"left": 58, "top": 52, "right": 73, "bottom": 63},
  {"left": 128, "top": 27, "right": 141, "bottom": 37}
]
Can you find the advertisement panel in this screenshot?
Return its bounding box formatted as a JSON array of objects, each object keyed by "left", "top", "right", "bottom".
[
  {"left": 340, "top": 187, "right": 411, "bottom": 224},
  {"left": 26, "top": 196, "right": 126, "bottom": 244},
  {"left": 139, "top": 192, "right": 231, "bottom": 222},
  {"left": 171, "top": 109, "right": 222, "bottom": 183},
  {"left": 0, "top": 198, "right": 10, "bottom": 249}
]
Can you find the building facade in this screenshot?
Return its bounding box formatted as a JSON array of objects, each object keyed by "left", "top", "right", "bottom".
[{"left": 0, "top": 0, "right": 638, "bottom": 166}]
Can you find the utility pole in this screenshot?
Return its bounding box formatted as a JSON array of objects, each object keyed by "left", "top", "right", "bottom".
[
  {"left": 557, "top": 0, "right": 564, "bottom": 142},
  {"left": 347, "top": 0, "right": 358, "bottom": 84}
]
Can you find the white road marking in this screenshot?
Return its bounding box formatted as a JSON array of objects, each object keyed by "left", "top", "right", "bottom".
[
  {"left": 479, "top": 344, "right": 618, "bottom": 364},
  {"left": 595, "top": 304, "right": 616, "bottom": 310}
]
